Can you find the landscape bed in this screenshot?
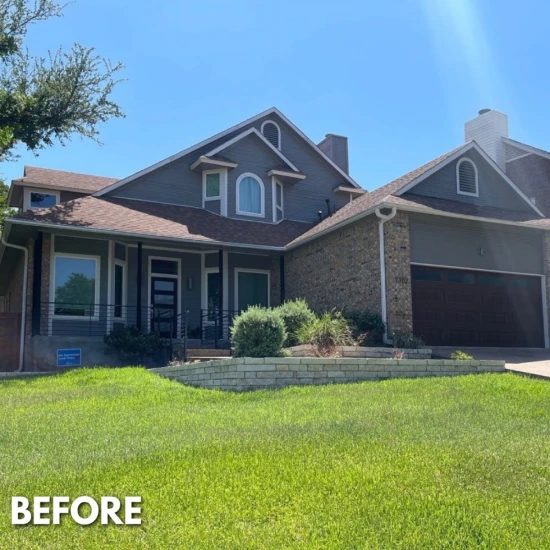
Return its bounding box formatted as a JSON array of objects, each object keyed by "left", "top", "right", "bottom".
[{"left": 1, "top": 368, "right": 550, "bottom": 548}]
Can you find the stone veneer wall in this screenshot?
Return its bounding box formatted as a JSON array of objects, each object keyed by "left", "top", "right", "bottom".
[
  {"left": 383, "top": 211, "right": 413, "bottom": 334},
  {"left": 285, "top": 215, "right": 381, "bottom": 313},
  {"left": 152, "top": 357, "right": 505, "bottom": 392},
  {"left": 289, "top": 345, "right": 432, "bottom": 360}
]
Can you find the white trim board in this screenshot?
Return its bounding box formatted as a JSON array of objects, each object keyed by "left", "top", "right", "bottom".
[
  {"left": 236, "top": 172, "right": 265, "bottom": 218},
  {"left": 23, "top": 187, "right": 60, "bottom": 212},
  {"left": 94, "top": 107, "right": 360, "bottom": 197},
  {"left": 502, "top": 137, "right": 550, "bottom": 163},
  {"left": 394, "top": 141, "right": 544, "bottom": 217}
]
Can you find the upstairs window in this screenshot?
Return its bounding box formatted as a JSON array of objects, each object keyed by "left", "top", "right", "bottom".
[
  {"left": 261, "top": 120, "right": 281, "bottom": 150},
  {"left": 456, "top": 158, "right": 478, "bottom": 197},
  {"left": 237, "top": 173, "right": 264, "bottom": 217},
  {"left": 204, "top": 172, "right": 221, "bottom": 200},
  {"left": 24, "top": 188, "right": 60, "bottom": 210}
]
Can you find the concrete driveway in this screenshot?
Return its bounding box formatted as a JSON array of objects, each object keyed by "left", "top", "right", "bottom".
[{"left": 431, "top": 347, "right": 550, "bottom": 379}]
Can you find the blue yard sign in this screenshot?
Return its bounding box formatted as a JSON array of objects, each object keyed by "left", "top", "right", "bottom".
[{"left": 57, "top": 349, "right": 82, "bottom": 368}]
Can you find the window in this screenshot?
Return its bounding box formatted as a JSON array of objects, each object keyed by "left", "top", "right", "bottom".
[
  {"left": 31, "top": 193, "right": 57, "bottom": 208},
  {"left": 205, "top": 172, "right": 220, "bottom": 199},
  {"left": 24, "top": 189, "right": 60, "bottom": 210},
  {"left": 151, "top": 259, "right": 178, "bottom": 275},
  {"left": 261, "top": 120, "right": 281, "bottom": 150},
  {"left": 411, "top": 266, "right": 442, "bottom": 282},
  {"left": 235, "top": 270, "right": 270, "bottom": 312},
  {"left": 237, "top": 173, "right": 264, "bottom": 217},
  {"left": 53, "top": 255, "right": 99, "bottom": 317},
  {"left": 456, "top": 158, "right": 478, "bottom": 197},
  {"left": 273, "top": 179, "right": 283, "bottom": 222},
  {"left": 114, "top": 262, "right": 126, "bottom": 318}
]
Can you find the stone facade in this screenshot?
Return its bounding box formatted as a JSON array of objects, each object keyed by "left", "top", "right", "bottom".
[
  {"left": 285, "top": 214, "right": 382, "bottom": 313},
  {"left": 383, "top": 211, "right": 413, "bottom": 334},
  {"left": 269, "top": 255, "right": 282, "bottom": 307},
  {"left": 152, "top": 357, "right": 506, "bottom": 392},
  {"left": 289, "top": 345, "right": 432, "bottom": 360}
]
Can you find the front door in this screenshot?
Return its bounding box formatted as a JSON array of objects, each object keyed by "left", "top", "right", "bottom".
[{"left": 151, "top": 277, "right": 178, "bottom": 338}]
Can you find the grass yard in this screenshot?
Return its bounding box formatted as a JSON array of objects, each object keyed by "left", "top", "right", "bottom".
[{"left": 1, "top": 369, "right": 550, "bottom": 549}]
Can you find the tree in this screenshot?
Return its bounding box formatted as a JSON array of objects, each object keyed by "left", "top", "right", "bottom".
[
  {"left": 0, "top": 0, "right": 124, "bottom": 161},
  {"left": 0, "top": 180, "right": 14, "bottom": 231}
]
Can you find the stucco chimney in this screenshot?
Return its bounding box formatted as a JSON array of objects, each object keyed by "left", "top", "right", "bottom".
[
  {"left": 464, "top": 109, "right": 508, "bottom": 169},
  {"left": 317, "top": 134, "right": 349, "bottom": 174}
]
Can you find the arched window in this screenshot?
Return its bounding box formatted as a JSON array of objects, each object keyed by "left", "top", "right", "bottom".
[
  {"left": 456, "top": 158, "right": 478, "bottom": 197},
  {"left": 237, "top": 173, "right": 264, "bottom": 217},
  {"left": 261, "top": 120, "right": 281, "bottom": 150}
]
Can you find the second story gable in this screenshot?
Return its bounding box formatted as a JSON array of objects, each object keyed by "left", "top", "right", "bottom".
[{"left": 99, "top": 108, "right": 365, "bottom": 224}]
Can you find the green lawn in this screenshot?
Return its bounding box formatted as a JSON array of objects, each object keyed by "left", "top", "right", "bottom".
[{"left": 1, "top": 369, "right": 550, "bottom": 549}]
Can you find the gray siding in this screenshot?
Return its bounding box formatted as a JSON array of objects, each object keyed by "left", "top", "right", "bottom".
[
  {"left": 506, "top": 154, "right": 550, "bottom": 217},
  {"left": 60, "top": 191, "right": 87, "bottom": 203},
  {"left": 409, "top": 213, "right": 544, "bottom": 275},
  {"left": 410, "top": 148, "right": 533, "bottom": 212},
  {"left": 107, "top": 113, "right": 351, "bottom": 224}
]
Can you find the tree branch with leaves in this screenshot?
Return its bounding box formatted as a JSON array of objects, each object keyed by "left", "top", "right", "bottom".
[{"left": 0, "top": 0, "right": 124, "bottom": 161}]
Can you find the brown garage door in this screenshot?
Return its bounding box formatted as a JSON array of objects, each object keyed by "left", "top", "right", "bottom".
[{"left": 411, "top": 265, "right": 544, "bottom": 348}]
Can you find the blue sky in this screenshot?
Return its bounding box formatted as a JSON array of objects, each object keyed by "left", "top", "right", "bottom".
[{"left": 4, "top": 0, "right": 549, "bottom": 191}]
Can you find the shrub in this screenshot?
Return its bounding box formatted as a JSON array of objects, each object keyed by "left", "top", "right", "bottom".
[
  {"left": 391, "top": 332, "right": 425, "bottom": 349},
  {"left": 277, "top": 299, "right": 316, "bottom": 347},
  {"left": 345, "top": 310, "right": 385, "bottom": 346},
  {"left": 231, "top": 306, "right": 286, "bottom": 358},
  {"left": 451, "top": 350, "right": 474, "bottom": 361},
  {"left": 297, "top": 310, "right": 355, "bottom": 357},
  {"left": 104, "top": 326, "right": 165, "bottom": 362}
]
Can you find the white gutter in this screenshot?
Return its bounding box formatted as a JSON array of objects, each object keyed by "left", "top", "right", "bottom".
[
  {"left": 375, "top": 206, "right": 397, "bottom": 345},
  {"left": 1, "top": 232, "right": 28, "bottom": 372}
]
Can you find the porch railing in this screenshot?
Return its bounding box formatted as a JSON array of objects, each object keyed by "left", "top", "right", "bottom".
[{"left": 199, "top": 309, "right": 238, "bottom": 349}]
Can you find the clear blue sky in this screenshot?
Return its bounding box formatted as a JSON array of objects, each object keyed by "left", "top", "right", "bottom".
[{"left": 4, "top": 0, "right": 549, "bottom": 191}]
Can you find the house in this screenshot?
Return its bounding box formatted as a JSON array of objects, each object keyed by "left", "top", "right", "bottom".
[{"left": 1, "top": 107, "right": 550, "bottom": 371}]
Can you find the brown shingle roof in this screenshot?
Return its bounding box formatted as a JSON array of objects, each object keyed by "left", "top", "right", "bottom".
[
  {"left": 13, "top": 166, "right": 119, "bottom": 193},
  {"left": 13, "top": 196, "right": 313, "bottom": 248}
]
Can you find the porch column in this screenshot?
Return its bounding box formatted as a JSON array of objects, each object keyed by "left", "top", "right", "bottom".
[
  {"left": 136, "top": 241, "right": 143, "bottom": 330},
  {"left": 31, "top": 232, "right": 43, "bottom": 336},
  {"left": 218, "top": 249, "right": 224, "bottom": 339},
  {"left": 279, "top": 255, "right": 285, "bottom": 304}
]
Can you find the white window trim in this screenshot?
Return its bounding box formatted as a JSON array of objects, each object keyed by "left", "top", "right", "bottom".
[
  {"left": 271, "top": 177, "right": 284, "bottom": 222},
  {"left": 113, "top": 258, "right": 128, "bottom": 321},
  {"left": 260, "top": 119, "right": 282, "bottom": 150},
  {"left": 147, "top": 255, "right": 182, "bottom": 336},
  {"left": 234, "top": 268, "right": 271, "bottom": 312},
  {"left": 51, "top": 252, "right": 101, "bottom": 321},
  {"left": 456, "top": 158, "right": 479, "bottom": 197},
  {"left": 236, "top": 172, "right": 265, "bottom": 218},
  {"left": 202, "top": 169, "right": 227, "bottom": 216},
  {"left": 23, "top": 187, "right": 60, "bottom": 211}
]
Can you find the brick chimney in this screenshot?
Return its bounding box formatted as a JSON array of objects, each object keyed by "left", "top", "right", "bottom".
[
  {"left": 317, "top": 134, "right": 349, "bottom": 174},
  {"left": 464, "top": 109, "right": 508, "bottom": 170}
]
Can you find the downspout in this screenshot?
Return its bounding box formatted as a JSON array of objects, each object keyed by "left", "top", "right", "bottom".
[
  {"left": 1, "top": 231, "right": 28, "bottom": 372},
  {"left": 375, "top": 206, "right": 397, "bottom": 345}
]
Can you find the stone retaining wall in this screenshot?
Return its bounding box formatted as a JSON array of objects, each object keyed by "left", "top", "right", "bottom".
[
  {"left": 151, "top": 357, "right": 506, "bottom": 392},
  {"left": 288, "top": 345, "right": 432, "bottom": 360}
]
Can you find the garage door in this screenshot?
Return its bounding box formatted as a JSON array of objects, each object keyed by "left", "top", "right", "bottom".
[{"left": 411, "top": 265, "right": 544, "bottom": 348}]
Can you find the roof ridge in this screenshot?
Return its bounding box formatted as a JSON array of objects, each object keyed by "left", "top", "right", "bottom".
[{"left": 24, "top": 165, "right": 119, "bottom": 181}]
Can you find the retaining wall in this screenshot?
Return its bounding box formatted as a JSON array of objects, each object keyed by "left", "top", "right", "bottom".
[
  {"left": 151, "top": 357, "right": 506, "bottom": 391},
  {"left": 288, "top": 345, "right": 432, "bottom": 360}
]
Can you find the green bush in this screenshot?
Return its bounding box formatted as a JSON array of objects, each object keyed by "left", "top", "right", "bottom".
[
  {"left": 104, "top": 326, "right": 165, "bottom": 362},
  {"left": 297, "top": 310, "right": 355, "bottom": 357},
  {"left": 277, "top": 299, "right": 316, "bottom": 347},
  {"left": 231, "top": 306, "right": 286, "bottom": 358},
  {"left": 345, "top": 310, "right": 385, "bottom": 346},
  {"left": 451, "top": 350, "right": 474, "bottom": 361},
  {"left": 391, "top": 332, "right": 425, "bottom": 349}
]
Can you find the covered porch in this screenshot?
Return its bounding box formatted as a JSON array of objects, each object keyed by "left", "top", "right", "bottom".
[{"left": 8, "top": 225, "right": 285, "bottom": 349}]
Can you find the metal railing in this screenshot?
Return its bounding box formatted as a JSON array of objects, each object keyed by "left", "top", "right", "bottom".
[{"left": 199, "top": 309, "right": 238, "bottom": 349}]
